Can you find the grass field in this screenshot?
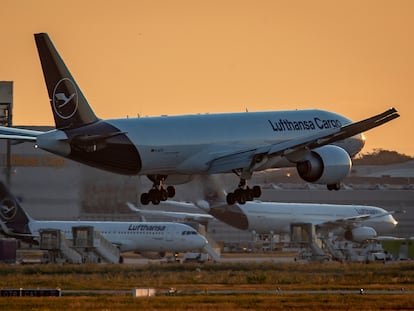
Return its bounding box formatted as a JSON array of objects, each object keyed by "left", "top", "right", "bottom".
[{"left": 0, "top": 261, "right": 413, "bottom": 310}]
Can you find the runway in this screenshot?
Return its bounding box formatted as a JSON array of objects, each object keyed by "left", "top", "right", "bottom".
[
  {"left": 60, "top": 288, "right": 414, "bottom": 296},
  {"left": 121, "top": 253, "right": 297, "bottom": 264}
]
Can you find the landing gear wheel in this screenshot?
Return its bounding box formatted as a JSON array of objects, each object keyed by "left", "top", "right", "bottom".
[
  {"left": 167, "top": 186, "right": 175, "bottom": 198},
  {"left": 226, "top": 184, "right": 262, "bottom": 205},
  {"left": 140, "top": 193, "right": 150, "bottom": 205},
  {"left": 226, "top": 193, "right": 236, "bottom": 205},
  {"left": 238, "top": 192, "right": 247, "bottom": 204},
  {"left": 160, "top": 189, "right": 169, "bottom": 201},
  {"left": 252, "top": 185, "right": 261, "bottom": 198},
  {"left": 244, "top": 187, "right": 253, "bottom": 201},
  {"left": 140, "top": 175, "right": 177, "bottom": 205}
]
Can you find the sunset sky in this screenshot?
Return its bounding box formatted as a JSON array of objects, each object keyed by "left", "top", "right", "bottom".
[{"left": 1, "top": 0, "right": 413, "bottom": 155}]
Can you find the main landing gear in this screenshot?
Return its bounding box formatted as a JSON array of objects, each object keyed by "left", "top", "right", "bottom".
[
  {"left": 140, "top": 175, "right": 176, "bottom": 205},
  {"left": 226, "top": 178, "right": 261, "bottom": 205}
]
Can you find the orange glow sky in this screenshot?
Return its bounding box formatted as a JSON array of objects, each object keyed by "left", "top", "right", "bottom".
[{"left": 1, "top": 0, "right": 413, "bottom": 155}]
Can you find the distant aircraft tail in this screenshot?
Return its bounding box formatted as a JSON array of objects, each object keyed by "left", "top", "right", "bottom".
[
  {"left": 0, "top": 182, "right": 33, "bottom": 236},
  {"left": 34, "top": 33, "right": 99, "bottom": 130},
  {"left": 191, "top": 175, "right": 229, "bottom": 209}
]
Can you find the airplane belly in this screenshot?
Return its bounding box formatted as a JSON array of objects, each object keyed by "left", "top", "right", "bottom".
[{"left": 138, "top": 148, "right": 188, "bottom": 174}]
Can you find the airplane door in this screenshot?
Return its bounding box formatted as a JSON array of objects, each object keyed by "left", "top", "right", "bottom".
[{"left": 165, "top": 227, "right": 174, "bottom": 242}]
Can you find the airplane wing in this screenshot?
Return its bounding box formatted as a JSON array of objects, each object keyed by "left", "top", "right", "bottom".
[
  {"left": 208, "top": 108, "right": 399, "bottom": 173},
  {"left": 316, "top": 211, "right": 398, "bottom": 231},
  {"left": 126, "top": 202, "right": 213, "bottom": 222},
  {"left": 316, "top": 214, "right": 372, "bottom": 231}
]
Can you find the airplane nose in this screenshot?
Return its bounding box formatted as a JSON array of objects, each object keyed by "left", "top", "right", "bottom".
[
  {"left": 391, "top": 216, "right": 398, "bottom": 227},
  {"left": 196, "top": 235, "right": 208, "bottom": 248}
]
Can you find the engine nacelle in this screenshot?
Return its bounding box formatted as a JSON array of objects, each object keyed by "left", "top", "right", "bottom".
[
  {"left": 344, "top": 226, "right": 377, "bottom": 243},
  {"left": 296, "top": 145, "right": 352, "bottom": 185},
  {"left": 139, "top": 251, "right": 166, "bottom": 259}
]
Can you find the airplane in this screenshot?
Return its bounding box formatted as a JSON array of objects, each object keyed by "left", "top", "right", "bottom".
[
  {"left": 126, "top": 177, "right": 399, "bottom": 243},
  {"left": 0, "top": 33, "right": 400, "bottom": 205},
  {"left": 197, "top": 200, "right": 399, "bottom": 243},
  {"left": 0, "top": 182, "right": 207, "bottom": 258}
]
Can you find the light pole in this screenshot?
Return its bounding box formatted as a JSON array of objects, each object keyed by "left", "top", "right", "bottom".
[{"left": 0, "top": 81, "right": 13, "bottom": 186}]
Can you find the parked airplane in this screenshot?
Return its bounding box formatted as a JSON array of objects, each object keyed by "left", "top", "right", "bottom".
[
  {"left": 0, "top": 182, "right": 207, "bottom": 257},
  {"left": 197, "top": 200, "right": 398, "bottom": 243},
  {"left": 0, "top": 33, "right": 399, "bottom": 205}
]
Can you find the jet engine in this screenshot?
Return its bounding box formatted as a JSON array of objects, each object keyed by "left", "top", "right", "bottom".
[
  {"left": 344, "top": 226, "right": 377, "bottom": 243},
  {"left": 296, "top": 145, "right": 352, "bottom": 188},
  {"left": 139, "top": 251, "right": 166, "bottom": 259}
]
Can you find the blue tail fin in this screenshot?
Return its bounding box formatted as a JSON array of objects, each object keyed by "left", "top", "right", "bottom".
[
  {"left": 0, "top": 182, "right": 32, "bottom": 235},
  {"left": 34, "top": 33, "right": 99, "bottom": 130}
]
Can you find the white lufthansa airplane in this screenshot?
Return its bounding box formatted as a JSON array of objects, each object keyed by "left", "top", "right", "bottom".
[
  {"left": 0, "top": 33, "right": 400, "bottom": 205},
  {"left": 136, "top": 199, "right": 398, "bottom": 243},
  {"left": 0, "top": 183, "right": 207, "bottom": 256},
  {"left": 197, "top": 200, "right": 398, "bottom": 243}
]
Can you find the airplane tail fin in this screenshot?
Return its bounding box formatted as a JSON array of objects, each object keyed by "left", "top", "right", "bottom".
[
  {"left": 34, "top": 33, "right": 99, "bottom": 130},
  {"left": 0, "top": 182, "right": 32, "bottom": 235}
]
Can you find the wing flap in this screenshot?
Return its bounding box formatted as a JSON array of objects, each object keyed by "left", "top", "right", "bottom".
[
  {"left": 68, "top": 131, "right": 126, "bottom": 144},
  {"left": 208, "top": 149, "right": 258, "bottom": 173}
]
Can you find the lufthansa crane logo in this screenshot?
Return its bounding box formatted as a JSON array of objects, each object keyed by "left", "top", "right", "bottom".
[
  {"left": 52, "top": 78, "right": 78, "bottom": 120},
  {"left": 0, "top": 197, "right": 18, "bottom": 221}
]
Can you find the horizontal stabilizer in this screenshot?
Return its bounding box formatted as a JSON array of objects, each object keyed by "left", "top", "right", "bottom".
[
  {"left": 0, "top": 126, "right": 43, "bottom": 141},
  {"left": 68, "top": 131, "right": 126, "bottom": 144}
]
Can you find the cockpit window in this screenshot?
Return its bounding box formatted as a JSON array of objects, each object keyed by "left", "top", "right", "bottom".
[{"left": 182, "top": 230, "right": 197, "bottom": 235}]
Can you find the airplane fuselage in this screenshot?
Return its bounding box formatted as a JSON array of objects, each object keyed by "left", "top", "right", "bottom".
[
  {"left": 28, "top": 221, "right": 207, "bottom": 253},
  {"left": 208, "top": 201, "right": 397, "bottom": 235},
  {"left": 38, "top": 109, "right": 364, "bottom": 176}
]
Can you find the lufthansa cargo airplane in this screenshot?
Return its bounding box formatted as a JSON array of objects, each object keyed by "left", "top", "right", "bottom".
[
  {"left": 0, "top": 33, "right": 399, "bottom": 205},
  {"left": 0, "top": 183, "right": 207, "bottom": 256}
]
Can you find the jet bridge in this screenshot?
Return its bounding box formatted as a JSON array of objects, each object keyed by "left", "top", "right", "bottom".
[
  {"left": 291, "top": 223, "right": 327, "bottom": 261},
  {"left": 72, "top": 226, "right": 120, "bottom": 263},
  {"left": 290, "top": 223, "right": 391, "bottom": 262},
  {"left": 39, "top": 227, "right": 120, "bottom": 264},
  {"left": 39, "top": 229, "right": 82, "bottom": 263}
]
